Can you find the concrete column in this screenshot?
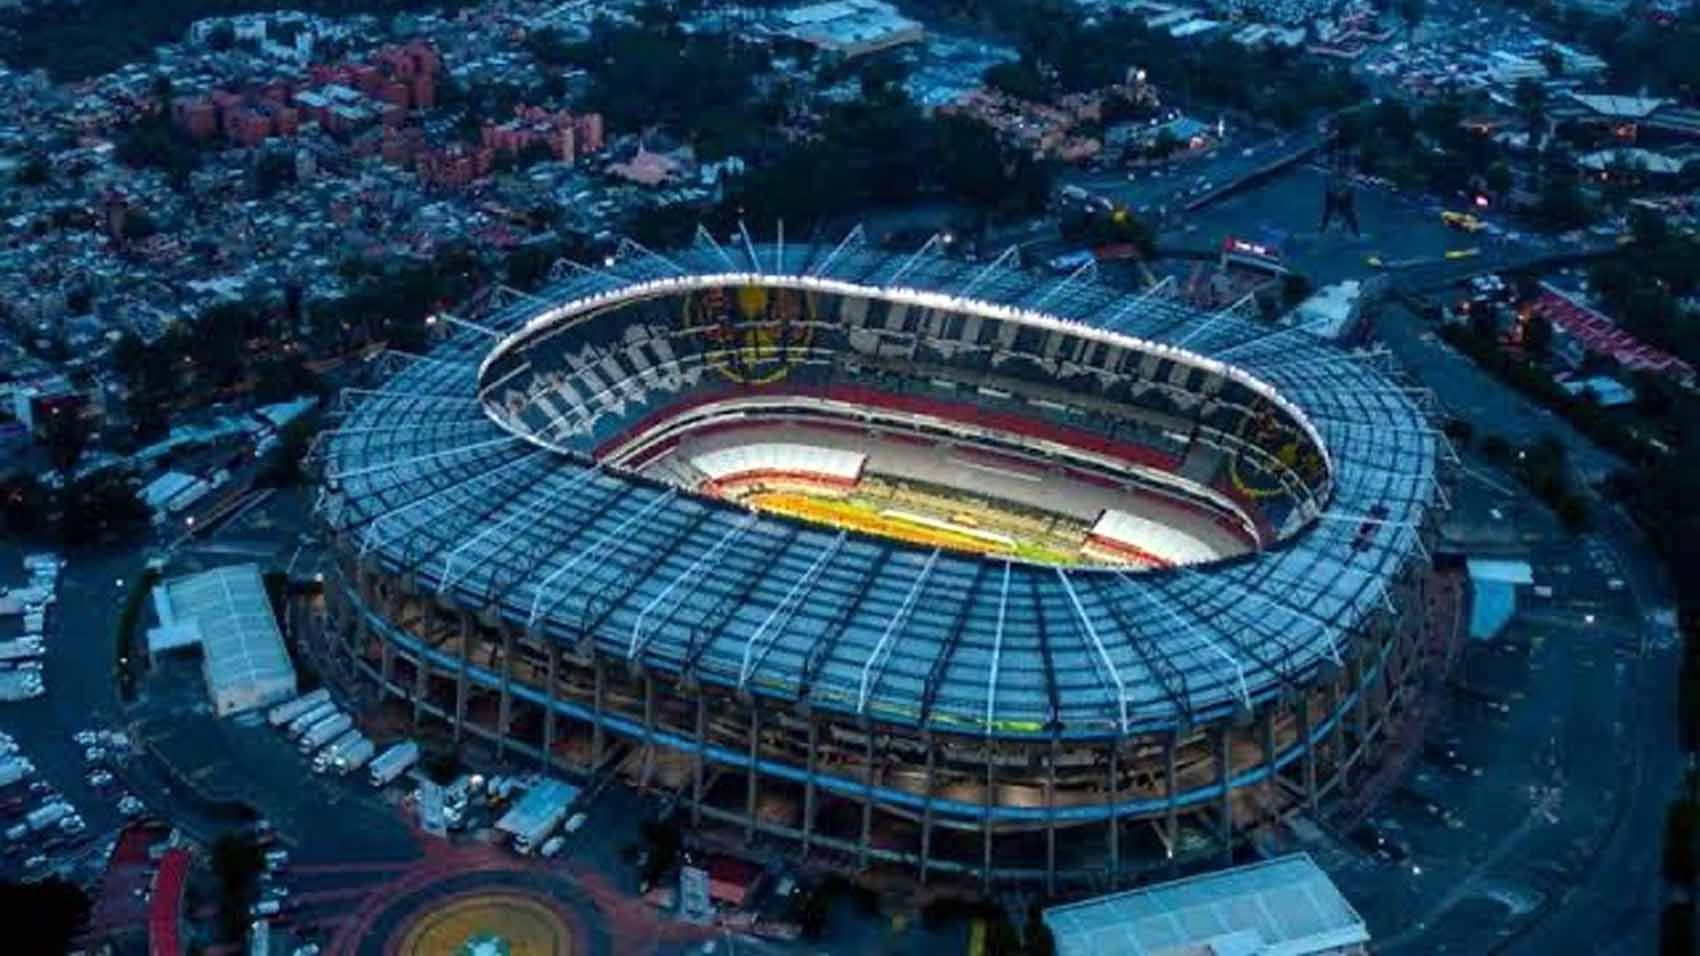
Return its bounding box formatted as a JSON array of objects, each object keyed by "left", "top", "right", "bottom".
[
  {"left": 1165, "top": 731, "right": 1179, "bottom": 873},
  {"left": 591, "top": 655, "right": 606, "bottom": 770},
  {"left": 641, "top": 673, "right": 657, "bottom": 789},
  {"left": 1351, "top": 650, "right": 1369, "bottom": 751},
  {"left": 411, "top": 649, "right": 429, "bottom": 730},
  {"left": 379, "top": 640, "right": 395, "bottom": 704},
  {"left": 744, "top": 705, "right": 761, "bottom": 843},
  {"left": 1261, "top": 706, "right": 1278, "bottom": 825},
  {"left": 858, "top": 730, "right": 874, "bottom": 869},
  {"left": 1299, "top": 695, "right": 1318, "bottom": 812},
  {"left": 496, "top": 627, "right": 514, "bottom": 760},
  {"left": 982, "top": 744, "right": 995, "bottom": 891},
  {"left": 1107, "top": 740, "right": 1120, "bottom": 887},
  {"left": 802, "top": 719, "right": 818, "bottom": 854},
  {"left": 1330, "top": 672, "right": 1347, "bottom": 772},
  {"left": 453, "top": 613, "right": 470, "bottom": 743},
  {"left": 692, "top": 692, "right": 707, "bottom": 827},
  {"left": 919, "top": 739, "right": 936, "bottom": 883},
  {"left": 542, "top": 642, "right": 558, "bottom": 772},
  {"left": 1216, "top": 725, "right": 1233, "bottom": 865},
  {"left": 1045, "top": 737, "right": 1058, "bottom": 896}
]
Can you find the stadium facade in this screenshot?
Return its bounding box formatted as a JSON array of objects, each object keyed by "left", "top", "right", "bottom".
[{"left": 314, "top": 231, "right": 1449, "bottom": 889}]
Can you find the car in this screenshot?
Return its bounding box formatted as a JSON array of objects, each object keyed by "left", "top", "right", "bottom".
[
  {"left": 23, "top": 854, "right": 45, "bottom": 869},
  {"left": 73, "top": 731, "right": 97, "bottom": 746},
  {"left": 540, "top": 836, "right": 565, "bottom": 859},
  {"left": 87, "top": 771, "right": 113, "bottom": 788},
  {"left": 264, "top": 886, "right": 291, "bottom": 900}
]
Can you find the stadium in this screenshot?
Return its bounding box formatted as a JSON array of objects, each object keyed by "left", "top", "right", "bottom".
[{"left": 314, "top": 230, "right": 1449, "bottom": 889}]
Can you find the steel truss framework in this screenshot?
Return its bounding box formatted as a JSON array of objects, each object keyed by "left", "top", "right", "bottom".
[{"left": 315, "top": 235, "right": 1446, "bottom": 887}]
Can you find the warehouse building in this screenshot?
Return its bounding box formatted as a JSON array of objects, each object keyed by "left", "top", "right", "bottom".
[
  {"left": 1043, "top": 853, "right": 1369, "bottom": 955},
  {"left": 149, "top": 564, "right": 298, "bottom": 716}
]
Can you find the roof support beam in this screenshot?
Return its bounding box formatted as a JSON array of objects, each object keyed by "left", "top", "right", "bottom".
[
  {"left": 327, "top": 434, "right": 522, "bottom": 484},
  {"left": 808, "top": 224, "right": 865, "bottom": 277},
  {"left": 436, "top": 463, "right": 604, "bottom": 594},
  {"left": 918, "top": 563, "right": 988, "bottom": 727},
  {"left": 1099, "top": 275, "right": 1173, "bottom": 331},
  {"left": 737, "top": 219, "right": 762, "bottom": 271},
  {"left": 1029, "top": 258, "right": 1098, "bottom": 312},
  {"left": 956, "top": 245, "right": 1020, "bottom": 301},
  {"left": 738, "top": 532, "right": 846, "bottom": 688},
  {"left": 1083, "top": 574, "right": 1190, "bottom": 724},
  {"left": 856, "top": 549, "right": 941, "bottom": 714},
  {"left": 683, "top": 525, "right": 803, "bottom": 678},
  {"left": 1174, "top": 291, "right": 1258, "bottom": 349},
  {"left": 615, "top": 236, "right": 689, "bottom": 276},
  {"left": 694, "top": 224, "right": 740, "bottom": 272},
  {"left": 629, "top": 512, "right": 758, "bottom": 660},
  {"left": 983, "top": 561, "right": 1012, "bottom": 737},
  {"left": 1120, "top": 573, "right": 1250, "bottom": 711},
  {"left": 887, "top": 234, "right": 945, "bottom": 288},
  {"left": 525, "top": 489, "right": 679, "bottom": 629},
  {"left": 1055, "top": 569, "right": 1129, "bottom": 734}
]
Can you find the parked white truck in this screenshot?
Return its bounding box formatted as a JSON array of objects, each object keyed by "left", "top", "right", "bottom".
[
  {"left": 286, "top": 702, "right": 336, "bottom": 739},
  {"left": 311, "top": 729, "right": 364, "bottom": 773},
  {"left": 26, "top": 801, "right": 73, "bottom": 832},
  {"left": 268, "top": 689, "right": 331, "bottom": 728},
  {"left": 367, "top": 741, "right": 420, "bottom": 788},
  {"left": 496, "top": 779, "right": 580, "bottom": 855},
  {"left": 298, "top": 713, "right": 353, "bottom": 753},
  {"left": 331, "top": 737, "right": 377, "bottom": 775}
]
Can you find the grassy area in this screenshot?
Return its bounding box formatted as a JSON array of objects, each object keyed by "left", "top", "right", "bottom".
[
  {"left": 114, "top": 567, "right": 161, "bottom": 702},
  {"left": 746, "top": 490, "right": 1083, "bottom": 565}
]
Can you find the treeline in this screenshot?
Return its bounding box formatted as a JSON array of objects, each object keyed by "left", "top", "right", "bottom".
[
  {"left": 899, "top": 0, "right": 1363, "bottom": 125},
  {"left": 530, "top": 18, "right": 776, "bottom": 162},
  {"left": 1589, "top": 209, "right": 1700, "bottom": 372},
  {"left": 1338, "top": 94, "right": 1589, "bottom": 229},
  {"left": 618, "top": 65, "right": 1055, "bottom": 243},
  {"left": 1509, "top": 0, "right": 1700, "bottom": 97},
  {"left": 0, "top": 0, "right": 474, "bottom": 81}
]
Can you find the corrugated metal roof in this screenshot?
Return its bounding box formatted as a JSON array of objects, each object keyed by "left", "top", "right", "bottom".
[{"left": 1043, "top": 853, "right": 1368, "bottom": 956}]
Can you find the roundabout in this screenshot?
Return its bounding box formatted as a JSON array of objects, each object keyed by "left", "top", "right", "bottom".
[
  {"left": 333, "top": 863, "right": 611, "bottom": 956},
  {"left": 391, "top": 890, "right": 576, "bottom": 956}
]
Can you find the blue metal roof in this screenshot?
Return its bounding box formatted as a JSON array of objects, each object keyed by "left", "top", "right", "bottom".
[{"left": 318, "top": 236, "right": 1440, "bottom": 740}]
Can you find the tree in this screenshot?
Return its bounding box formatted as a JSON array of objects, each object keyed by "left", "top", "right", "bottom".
[
  {"left": 1025, "top": 900, "right": 1056, "bottom": 956},
  {"left": 1523, "top": 312, "right": 1553, "bottom": 357},
  {"left": 1397, "top": 0, "right": 1427, "bottom": 39},
  {"left": 15, "top": 156, "right": 49, "bottom": 187},
  {"left": 1513, "top": 78, "right": 1548, "bottom": 145},
  {"left": 1664, "top": 798, "right": 1700, "bottom": 885},
  {"left": 253, "top": 150, "right": 296, "bottom": 199},
  {"left": 1660, "top": 902, "right": 1695, "bottom": 956},
  {"left": 0, "top": 877, "right": 91, "bottom": 955},
  {"left": 57, "top": 473, "right": 150, "bottom": 547},
  {"left": 1536, "top": 174, "right": 1589, "bottom": 230},
  {"left": 38, "top": 407, "right": 91, "bottom": 477}
]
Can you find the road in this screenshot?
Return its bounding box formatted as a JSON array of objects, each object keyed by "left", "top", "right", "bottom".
[{"left": 1062, "top": 131, "right": 1316, "bottom": 220}]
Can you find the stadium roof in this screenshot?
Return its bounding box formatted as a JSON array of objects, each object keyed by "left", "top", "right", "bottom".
[
  {"left": 318, "top": 232, "right": 1441, "bottom": 741},
  {"left": 1042, "top": 852, "right": 1369, "bottom": 956}
]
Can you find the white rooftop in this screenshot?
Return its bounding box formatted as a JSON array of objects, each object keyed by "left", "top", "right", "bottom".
[
  {"left": 151, "top": 564, "right": 297, "bottom": 715},
  {"left": 1043, "top": 854, "right": 1369, "bottom": 956},
  {"left": 1466, "top": 558, "right": 1534, "bottom": 585}
]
